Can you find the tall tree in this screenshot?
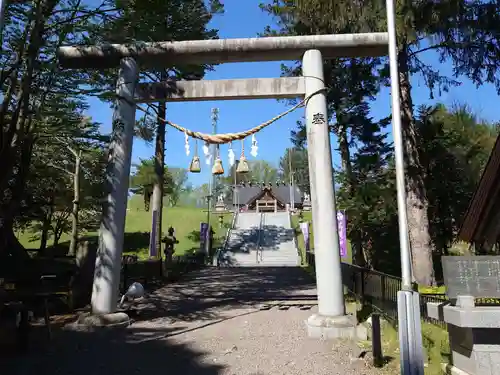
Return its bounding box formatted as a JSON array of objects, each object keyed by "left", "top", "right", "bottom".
[
  {"left": 416, "top": 104, "right": 497, "bottom": 259},
  {"left": 279, "top": 147, "right": 310, "bottom": 194},
  {"left": 129, "top": 158, "right": 174, "bottom": 211},
  {"left": 336, "top": 101, "right": 497, "bottom": 276},
  {"left": 223, "top": 159, "right": 280, "bottom": 186},
  {"left": 261, "top": 1, "right": 387, "bottom": 267},
  {"left": 223, "top": 160, "right": 253, "bottom": 186},
  {"left": 247, "top": 160, "right": 280, "bottom": 184},
  {"left": 167, "top": 167, "right": 188, "bottom": 207},
  {"left": 336, "top": 108, "right": 395, "bottom": 270},
  {"left": 47, "top": 120, "right": 107, "bottom": 256},
  {"left": 262, "top": 0, "right": 500, "bottom": 285},
  {"left": 20, "top": 115, "right": 107, "bottom": 254},
  {"left": 0, "top": 0, "right": 115, "bottom": 260},
  {"left": 94, "top": 0, "right": 223, "bottom": 253}
]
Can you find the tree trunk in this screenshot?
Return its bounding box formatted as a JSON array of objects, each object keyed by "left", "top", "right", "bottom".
[
  {"left": 0, "top": 0, "right": 58, "bottom": 259},
  {"left": 150, "top": 100, "right": 166, "bottom": 257},
  {"left": 337, "top": 123, "right": 353, "bottom": 193},
  {"left": 0, "top": 222, "right": 29, "bottom": 265},
  {"left": 0, "top": 138, "right": 34, "bottom": 259},
  {"left": 39, "top": 218, "right": 50, "bottom": 253},
  {"left": 0, "top": 148, "right": 31, "bottom": 262},
  {"left": 337, "top": 120, "right": 367, "bottom": 267},
  {"left": 398, "top": 45, "right": 435, "bottom": 286},
  {"left": 53, "top": 225, "right": 62, "bottom": 248},
  {"left": 68, "top": 152, "right": 81, "bottom": 256},
  {"left": 39, "top": 196, "right": 55, "bottom": 253}
]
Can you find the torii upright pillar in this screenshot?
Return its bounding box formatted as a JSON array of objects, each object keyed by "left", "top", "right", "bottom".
[
  {"left": 302, "top": 50, "right": 360, "bottom": 338},
  {"left": 91, "top": 58, "right": 138, "bottom": 315}
]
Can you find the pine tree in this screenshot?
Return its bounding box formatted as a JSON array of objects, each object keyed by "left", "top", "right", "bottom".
[
  {"left": 261, "top": 1, "right": 386, "bottom": 267},
  {"left": 0, "top": 0, "right": 112, "bottom": 259},
  {"left": 261, "top": 0, "right": 500, "bottom": 285},
  {"left": 416, "top": 104, "right": 498, "bottom": 259},
  {"left": 279, "top": 147, "right": 310, "bottom": 194},
  {"left": 92, "top": 0, "right": 223, "bottom": 255}
]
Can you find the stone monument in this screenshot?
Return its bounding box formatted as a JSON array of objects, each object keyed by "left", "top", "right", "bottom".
[
  {"left": 215, "top": 194, "right": 226, "bottom": 212},
  {"left": 426, "top": 256, "right": 500, "bottom": 375},
  {"left": 303, "top": 192, "right": 312, "bottom": 211}
]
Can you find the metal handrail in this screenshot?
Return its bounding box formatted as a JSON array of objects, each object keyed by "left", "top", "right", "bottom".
[
  {"left": 256, "top": 212, "right": 264, "bottom": 263},
  {"left": 288, "top": 211, "right": 302, "bottom": 264},
  {"left": 216, "top": 210, "right": 239, "bottom": 267},
  {"left": 232, "top": 208, "right": 239, "bottom": 229},
  {"left": 260, "top": 213, "right": 265, "bottom": 261},
  {"left": 222, "top": 209, "right": 238, "bottom": 251}
]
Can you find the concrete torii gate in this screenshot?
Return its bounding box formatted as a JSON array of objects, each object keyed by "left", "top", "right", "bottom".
[{"left": 58, "top": 33, "right": 388, "bottom": 338}]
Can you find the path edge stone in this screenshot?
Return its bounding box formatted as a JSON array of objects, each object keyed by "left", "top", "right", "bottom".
[{"left": 64, "top": 312, "right": 131, "bottom": 332}]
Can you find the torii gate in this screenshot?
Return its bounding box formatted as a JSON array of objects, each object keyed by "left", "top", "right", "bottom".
[{"left": 58, "top": 34, "right": 388, "bottom": 339}]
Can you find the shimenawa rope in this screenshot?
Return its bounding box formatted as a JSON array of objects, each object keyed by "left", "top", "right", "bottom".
[{"left": 132, "top": 88, "right": 326, "bottom": 144}]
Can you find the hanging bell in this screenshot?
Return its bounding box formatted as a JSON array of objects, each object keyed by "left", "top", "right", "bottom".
[
  {"left": 189, "top": 156, "right": 201, "bottom": 173},
  {"left": 236, "top": 155, "right": 250, "bottom": 174},
  {"left": 212, "top": 157, "right": 224, "bottom": 175}
]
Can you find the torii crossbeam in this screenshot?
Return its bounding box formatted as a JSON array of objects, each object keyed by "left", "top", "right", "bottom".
[{"left": 58, "top": 33, "right": 388, "bottom": 68}]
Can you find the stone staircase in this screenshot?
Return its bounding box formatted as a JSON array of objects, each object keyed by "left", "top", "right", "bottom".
[
  {"left": 218, "top": 211, "right": 301, "bottom": 267},
  {"left": 258, "top": 212, "right": 301, "bottom": 267}
]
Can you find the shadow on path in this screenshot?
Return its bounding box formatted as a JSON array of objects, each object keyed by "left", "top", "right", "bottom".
[
  {"left": 1, "top": 325, "right": 227, "bottom": 375},
  {"left": 134, "top": 266, "right": 317, "bottom": 323},
  {"left": 225, "top": 225, "right": 295, "bottom": 254},
  {"left": 2, "top": 267, "right": 317, "bottom": 375}
]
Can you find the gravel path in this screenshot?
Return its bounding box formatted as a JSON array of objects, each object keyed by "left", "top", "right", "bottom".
[{"left": 1, "top": 267, "right": 379, "bottom": 375}]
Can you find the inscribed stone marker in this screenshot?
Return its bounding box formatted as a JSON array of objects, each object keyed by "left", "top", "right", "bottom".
[{"left": 442, "top": 256, "right": 500, "bottom": 299}]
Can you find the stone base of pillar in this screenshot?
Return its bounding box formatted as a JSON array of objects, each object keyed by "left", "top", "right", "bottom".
[
  {"left": 305, "top": 313, "right": 367, "bottom": 340},
  {"left": 66, "top": 312, "right": 131, "bottom": 332},
  {"left": 441, "top": 364, "right": 470, "bottom": 375}
]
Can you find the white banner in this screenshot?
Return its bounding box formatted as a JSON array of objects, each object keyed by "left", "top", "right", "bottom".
[{"left": 300, "top": 222, "right": 310, "bottom": 252}]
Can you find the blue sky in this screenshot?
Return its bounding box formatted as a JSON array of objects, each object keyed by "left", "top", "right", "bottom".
[{"left": 85, "top": 1, "right": 500, "bottom": 187}]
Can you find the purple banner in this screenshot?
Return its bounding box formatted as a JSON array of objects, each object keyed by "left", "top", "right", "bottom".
[
  {"left": 300, "top": 222, "right": 310, "bottom": 252},
  {"left": 200, "top": 222, "right": 209, "bottom": 245},
  {"left": 337, "top": 210, "right": 347, "bottom": 257},
  {"left": 149, "top": 210, "right": 158, "bottom": 257}
]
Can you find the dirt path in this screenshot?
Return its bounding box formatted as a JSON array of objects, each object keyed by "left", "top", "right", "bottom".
[{"left": 1, "top": 267, "right": 378, "bottom": 375}]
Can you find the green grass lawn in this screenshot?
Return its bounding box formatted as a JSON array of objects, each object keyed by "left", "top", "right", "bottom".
[
  {"left": 367, "top": 320, "right": 450, "bottom": 375},
  {"left": 291, "top": 212, "right": 450, "bottom": 374},
  {"left": 17, "top": 195, "right": 232, "bottom": 259}
]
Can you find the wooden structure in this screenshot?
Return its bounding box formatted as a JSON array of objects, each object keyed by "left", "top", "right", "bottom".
[
  {"left": 228, "top": 184, "right": 302, "bottom": 212},
  {"left": 253, "top": 188, "right": 282, "bottom": 213},
  {"left": 255, "top": 199, "right": 278, "bottom": 212},
  {"left": 458, "top": 135, "right": 500, "bottom": 253}
]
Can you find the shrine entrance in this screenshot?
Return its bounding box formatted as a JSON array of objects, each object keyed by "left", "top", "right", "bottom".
[
  {"left": 57, "top": 32, "right": 388, "bottom": 339},
  {"left": 256, "top": 199, "right": 277, "bottom": 213},
  {"left": 246, "top": 186, "right": 286, "bottom": 213}
]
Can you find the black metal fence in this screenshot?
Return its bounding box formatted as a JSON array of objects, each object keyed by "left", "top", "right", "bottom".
[
  {"left": 306, "top": 252, "right": 448, "bottom": 327},
  {"left": 121, "top": 252, "right": 205, "bottom": 293}
]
